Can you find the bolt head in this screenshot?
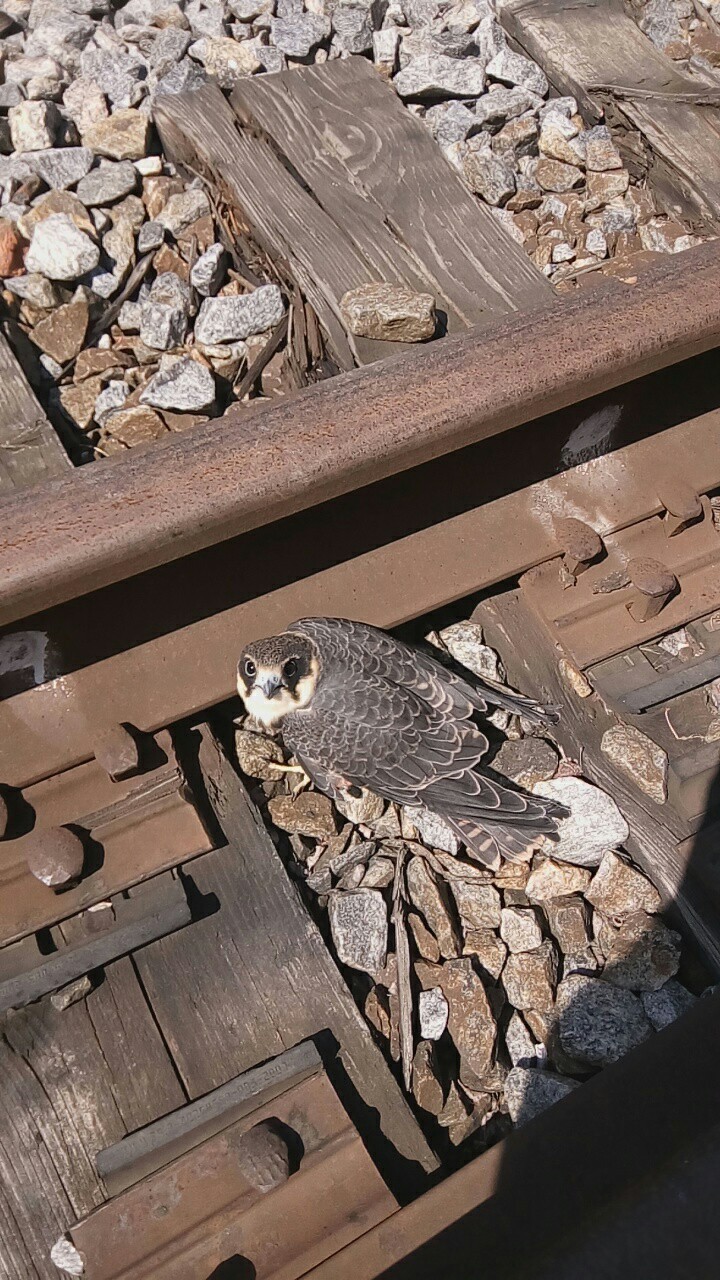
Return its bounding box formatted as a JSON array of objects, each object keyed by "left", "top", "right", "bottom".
[{"left": 25, "top": 826, "right": 85, "bottom": 888}]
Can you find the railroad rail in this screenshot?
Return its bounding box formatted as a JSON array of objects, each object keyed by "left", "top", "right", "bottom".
[
  {"left": 3, "top": 27, "right": 720, "bottom": 1278},
  {"left": 2, "top": 232, "right": 720, "bottom": 1278}
]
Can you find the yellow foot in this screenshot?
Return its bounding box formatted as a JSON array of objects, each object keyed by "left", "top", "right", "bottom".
[{"left": 268, "top": 761, "right": 312, "bottom": 797}]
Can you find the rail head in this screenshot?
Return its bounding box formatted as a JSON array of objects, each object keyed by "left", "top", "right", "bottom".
[{"left": 1, "top": 240, "right": 720, "bottom": 628}]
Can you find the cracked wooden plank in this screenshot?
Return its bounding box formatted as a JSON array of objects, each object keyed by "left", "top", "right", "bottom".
[
  {"left": 155, "top": 67, "right": 551, "bottom": 372},
  {"left": 230, "top": 58, "right": 552, "bottom": 337},
  {"left": 498, "top": 0, "right": 720, "bottom": 226},
  {"left": 0, "top": 958, "right": 186, "bottom": 1280},
  {"left": 0, "top": 330, "right": 70, "bottom": 496},
  {"left": 135, "top": 728, "right": 438, "bottom": 1190}
]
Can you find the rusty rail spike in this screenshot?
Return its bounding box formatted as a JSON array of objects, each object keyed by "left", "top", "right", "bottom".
[
  {"left": 626, "top": 556, "right": 678, "bottom": 623},
  {"left": 657, "top": 482, "right": 704, "bottom": 537},
  {"left": 93, "top": 723, "right": 142, "bottom": 781},
  {"left": 552, "top": 516, "right": 604, "bottom": 576}
]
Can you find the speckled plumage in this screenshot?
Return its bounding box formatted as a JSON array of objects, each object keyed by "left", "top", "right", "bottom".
[{"left": 239, "top": 617, "right": 567, "bottom": 866}]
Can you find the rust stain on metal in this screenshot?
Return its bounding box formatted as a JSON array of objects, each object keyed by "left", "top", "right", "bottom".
[
  {"left": 659, "top": 481, "right": 703, "bottom": 537},
  {"left": 626, "top": 556, "right": 678, "bottom": 622},
  {"left": 1, "top": 242, "right": 720, "bottom": 628}
]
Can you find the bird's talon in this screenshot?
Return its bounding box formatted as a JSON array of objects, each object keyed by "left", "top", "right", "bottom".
[{"left": 267, "top": 761, "right": 312, "bottom": 797}]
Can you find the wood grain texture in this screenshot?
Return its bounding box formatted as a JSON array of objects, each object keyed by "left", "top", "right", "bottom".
[
  {"left": 474, "top": 589, "right": 720, "bottom": 975},
  {"left": 135, "top": 729, "right": 437, "bottom": 1183},
  {"left": 0, "top": 331, "right": 70, "bottom": 495},
  {"left": 154, "top": 81, "right": 379, "bottom": 369},
  {"left": 498, "top": 0, "right": 720, "bottom": 225},
  {"left": 155, "top": 66, "right": 551, "bottom": 371},
  {"left": 230, "top": 58, "right": 551, "bottom": 336},
  {"left": 0, "top": 960, "right": 186, "bottom": 1280}
]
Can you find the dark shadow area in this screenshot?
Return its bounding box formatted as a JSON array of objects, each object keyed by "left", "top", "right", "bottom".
[
  {"left": 312, "top": 1026, "right": 429, "bottom": 1204},
  {"left": 63, "top": 822, "right": 104, "bottom": 883},
  {"left": 1, "top": 347, "right": 717, "bottom": 691},
  {"left": 206, "top": 1256, "right": 256, "bottom": 1280},
  {"left": 178, "top": 868, "right": 220, "bottom": 924}
]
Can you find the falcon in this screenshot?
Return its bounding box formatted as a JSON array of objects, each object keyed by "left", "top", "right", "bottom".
[{"left": 237, "top": 617, "right": 567, "bottom": 866}]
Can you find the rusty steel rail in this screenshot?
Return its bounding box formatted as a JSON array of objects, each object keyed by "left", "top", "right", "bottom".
[{"left": 1, "top": 242, "right": 720, "bottom": 627}]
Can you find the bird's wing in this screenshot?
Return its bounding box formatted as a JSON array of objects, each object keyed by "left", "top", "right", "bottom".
[
  {"left": 283, "top": 667, "right": 557, "bottom": 829},
  {"left": 289, "top": 616, "right": 557, "bottom": 726}
]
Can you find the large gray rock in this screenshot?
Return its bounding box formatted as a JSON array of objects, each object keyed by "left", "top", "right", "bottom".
[
  {"left": 394, "top": 53, "right": 486, "bottom": 100},
  {"left": 81, "top": 47, "right": 148, "bottom": 109},
  {"left": 76, "top": 162, "right": 137, "bottom": 207},
  {"left": 95, "top": 380, "right": 130, "bottom": 425},
  {"left": 504, "top": 1066, "right": 579, "bottom": 1126},
  {"left": 500, "top": 906, "right": 544, "bottom": 953},
  {"left": 140, "top": 271, "right": 193, "bottom": 351},
  {"left": 328, "top": 888, "right": 388, "bottom": 976},
  {"left": 474, "top": 85, "right": 545, "bottom": 126},
  {"left": 6, "top": 274, "right": 62, "bottom": 308},
  {"left": 333, "top": 4, "right": 374, "bottom": 53},
  {"left": 137, "top": 220, "right": 166, "bottom": 253},
  {"left": 486, "top": 47, "right": 548, "bottom": 96},
  {"left": 140, "top": 356, "right": 217, "bottom": 413},
  {"left": 425, "top": 102, "right": 480, "bottom": 147},
  {"left": 450, "top": 878, "right": 501, "bottom": 930},
  {"left": 409, "top": 806, "right": 460, "bottom": 854},
  {"left": 641, "top": 979, "right": 697, "bottom": 1032},
  {"left": 154, "top": 59, "right": 209, "bottom": 98},
  {"left": 504, "top": 1010, "right": 539, "bottom": 1068},
  {"left": 270, "top": 13, "right": 331, "bottom": 56},
  {"left": 557, "top": 974, "right": 653, "bottom": 1066},
  {"left": 25, "top": 11, "right": 96, "bottom": 63},
  {"left": 149, "top": 27, "right": 194, "bottom": 76},
  {"left": 640, "top": 0, "right": 682, "bottom": 51},
  {"left": 438, "top": 621, "right": 505, "bottom": 681},
  {"left": 63, "top": 76, "right": 109, "bottom": 134},
  {"left": 533, "top": 777, "right": 630, "bottom": 868},
  {"left": 26, "top": 213, "right": 100, "bottom": 280},
  {"left": 195, "top": 285, "right": 285, "bottom": 344},
  {"left": 27, "top": 147, "right": 95, "bottom": 190}
]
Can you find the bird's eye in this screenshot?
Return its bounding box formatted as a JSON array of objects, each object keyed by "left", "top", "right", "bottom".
[
  {"left": 283, "top": 658, "right": 298, "bottom": 680},
  {"left": 244, "top": 658, "right": 256, "bottom": 679}
]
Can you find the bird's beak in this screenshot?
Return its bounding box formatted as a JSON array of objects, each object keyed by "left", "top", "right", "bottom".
[{"left": 259, "top": 675, "right": 283, "bottom": 699}]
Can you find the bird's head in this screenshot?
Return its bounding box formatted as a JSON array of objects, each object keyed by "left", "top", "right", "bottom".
[{"left": 237, "top": 631, "right": 319, "bottom": 727}]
